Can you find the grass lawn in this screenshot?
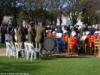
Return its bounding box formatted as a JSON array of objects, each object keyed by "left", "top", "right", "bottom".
[{"left": 0, "top": 56, "right": 100, "bottom": 75}]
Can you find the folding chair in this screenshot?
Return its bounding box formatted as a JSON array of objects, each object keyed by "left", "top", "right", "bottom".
[
  {"left": 15, "top": 42, "right": 24, "bottom": 58},
  {"left": 6, "top": 42, "right": 16, "bottom": 58},
  {"left": 24, "top": 42, "right": 29, "bottom": 59},
  {"left": 24, "top": 42, "right": 35, "bottom": 60},
  {"left": 67, "top": 38, "right": 74, "bottom": 55},
  {"left": 94, "top": 39, "right": 100, "bottom": 55},
  {"left": 25, "top": 43, "right": 41, "bottom": 61}
]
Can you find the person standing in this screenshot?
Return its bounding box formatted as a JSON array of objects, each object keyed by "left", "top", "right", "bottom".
[
  {"left": 69, "top": 31, "right": 77, "bottom": 54},
  {"left": 28, "top": 23, "right": 35, "bottom": 45},
  {"left": 5, "top": 26, "right": 11, "bottom": 42},
  {"left": 0, "top": 25, "right": 6, "bottom": 43},
  {"left": 17, "top": 26, "right": 24, "bottom": 48},
  {"left": 35, "top": 23, "right": 45, "bottom": 50},
  {"left": 10, "top": 26, "right": 15, "bottom": 45}
]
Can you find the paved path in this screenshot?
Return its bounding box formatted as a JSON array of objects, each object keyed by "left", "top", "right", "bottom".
[{"left": 0, "top": 48, "right": 6, "bottom": 56}]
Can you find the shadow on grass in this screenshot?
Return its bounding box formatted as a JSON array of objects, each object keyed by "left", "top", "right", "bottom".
[
  {"left": 0, "top": 62, "right": 44, "bottom": 73},
  {"left": 0, "top": 57, "right": 44, "bottom": 73},
  {"left": 0, "top": 56, "right": 57, "bottom": 73},
  {"left": 41, "top": 56, "right": 89, "bottom": 60},
  {"left": 42, "top": 56, "right": 56, "bottom": 60},
  {"left": 55, "top": 56, "right": 90, "bottom": 58}
]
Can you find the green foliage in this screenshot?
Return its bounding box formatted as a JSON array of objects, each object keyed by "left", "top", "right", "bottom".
[
  {"left": 65, "top": 0, "right": 83, "bottom": 25},
  {"left": 0, "top": 0, "right": 99, "bottom": 25},
  {"left": 17, "top": 10, "right": 29, "bottom": 25},
  {"left": 93, "top": 15, "right": 97, "bottom": 25},
  {"left": 0, "top": 44, "right": 6, "bottom": 48},
  {"left": 81, "top": 0, "right": 96, "bottom": 25}
]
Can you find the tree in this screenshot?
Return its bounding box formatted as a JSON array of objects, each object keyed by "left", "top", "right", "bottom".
[
  {"left": 9, "top": 0, "right": 68, "bottom": 25},
  {"left": 17, "top": 10, "right": 29, "bottom": 25},
  {"left": 0, "top": 0, "right": 19, "bottom": 25},
  {"left": 63, "top": 0, "right": 82, "bottom": 25},
  {"left": 81, "top": 0, "right": 96, "bottom": 25},
  {"left": 0, "top": 0, "right": 12, "bottom": 24}
]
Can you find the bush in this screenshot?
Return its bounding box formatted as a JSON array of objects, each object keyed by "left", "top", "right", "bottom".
[{"left": 0, "top": 43, "right": 6, "bottom": 48}]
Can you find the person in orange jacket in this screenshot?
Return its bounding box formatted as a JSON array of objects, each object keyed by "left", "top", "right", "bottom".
[
  {"left": 68, "top": 31, "right": 77, "bottom": 49},
  {"left": 62, "top": 31, "right": 68, "bottom": 41},
  {"left": 91, "top": 34, "right": 97, "bottom": 40},
  {"left": 69, "top": 35, "right": 77, "bottom": 48}
]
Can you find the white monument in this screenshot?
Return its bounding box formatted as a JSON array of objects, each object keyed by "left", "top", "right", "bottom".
[
  {"left": 76, "top": 13, "right": 83, "bottom": 29},
  {"left": 56, "top": 18, "right": 60, "bottom": 26},
  {"left": 56, "top": 15, "right": 72, "bottom": 26},
  {"left": 61, "top": 15, "right": 67, "bottom": 26},
  {"left": 2, "top": 16, "right": 12, "bottom": 25},
  {"left": 76, "top": 19, "right": 83, "bottom": 26}
]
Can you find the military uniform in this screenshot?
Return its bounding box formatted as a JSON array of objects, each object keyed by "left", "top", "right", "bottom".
[
  {"left": 17, "top": 26, "right": 24, "bottom": 49},
  {"left": 28, "top": 26, "right": 35, "bottom": 44},
  {"left": 35, "top": 25, "right": 45, "bottom": 50}
]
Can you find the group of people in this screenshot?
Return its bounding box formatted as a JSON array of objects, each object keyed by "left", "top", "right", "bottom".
[
  {"left": 0, "top": 23, "right": 45, "bottom": 50},
  {"left": 44, "top": 24, "right": 100, "bottom": 55},
  {"left": 0, "top": 23, "right": 100, "bottom": 55}
]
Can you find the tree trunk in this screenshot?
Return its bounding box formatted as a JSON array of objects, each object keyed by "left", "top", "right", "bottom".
[{"left": 0, "top": 15, "right": 3, "bottom": 24}]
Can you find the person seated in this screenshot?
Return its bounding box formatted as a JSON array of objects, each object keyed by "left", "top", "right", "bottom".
[
  {"left": 67, "top": 31, "right": 77, "bottom": 55},
  {"left": 80, "top": 32, "right": 87, "bottom": 41},
  {"left": 69, "top": 35, "right": 77, "bottom": 49},
  {"left": 56, "top": 32, "right": 66, "bottom": 53},
  {"left": 56, "top": 32, "right": 62, "bottom": 44},
  {"left": 86, "top": 31, "right": 91, "bottom": 47},
  {"left": 62, "top": 30, "right": 68, "bottom": 41},
  {"left": 91, "top": 31, "right": 98, "bottom": 47},
  {"left": 80, "top": 32, "right": 87, "bottom": 54},
  {"left": 45, "top": 31, "right": 51, "bottom": 37},
  {"left": 50, "top": 31, "right": 56, "bottom": 40},
  {"left": 57, "top": 27, "right": 63, "bottom": 33},
  {"left": 85, "top": 31, "right": 94, "bottom": 54},
  {"left": 58, "top": 41, "right": 66, "bottom": 52},
  {"left": 91, "top": 32, "right": 97, "bottom": 40}
]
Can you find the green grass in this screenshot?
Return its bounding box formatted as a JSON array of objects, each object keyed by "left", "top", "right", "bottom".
[
  {"left": 0, "top": 56, "right": 100, "bottom": 75},
  {"left": 0, "top": 43, "right": 6, "bottom": 48}
]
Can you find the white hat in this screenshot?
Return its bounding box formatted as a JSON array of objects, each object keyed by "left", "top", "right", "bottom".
[
  {"left": 94, "top": 31, "right": 100, "bottom": 34},
  {"left": 83, "top": 32, "right": 85, "bottom": 35},
  {"left": 71, "top": 31, "right": 76, "bottom": 36},
  {"left": 63, "top": 30, "right": 67, "bottom": 34},
  {"left": 52, "top": 31, "right": 56, "bottom": 34},
  {"left": 86, "top": 31, "right": 90, "bottom": 35},
  {"left": 46, "top": 30, "right": 48, "bottom": 33},
  {"left": 56, "top": 33, "right": 62, "bottom": 38}
]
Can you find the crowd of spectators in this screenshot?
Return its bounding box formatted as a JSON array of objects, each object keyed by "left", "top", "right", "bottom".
[{"left": 0, "top": 24, "right": 100, "bottom": 54}]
